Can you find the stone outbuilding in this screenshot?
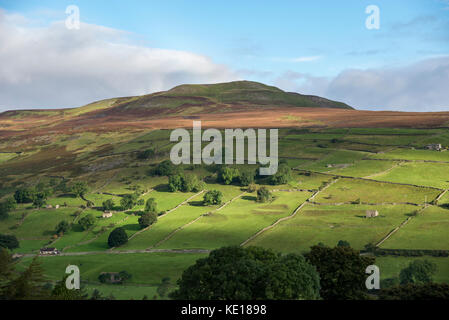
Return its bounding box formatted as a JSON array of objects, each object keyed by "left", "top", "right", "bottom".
[{"left": 366, "top": 210, "right": 379, "bottom": 218}]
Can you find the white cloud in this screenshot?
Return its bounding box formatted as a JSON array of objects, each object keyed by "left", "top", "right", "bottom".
[
  {"left": 0, "top": 10, "right": 238, "bottom": 111},
  {"left": 275, "top": 56, "right": 449, "bottom": 111}
]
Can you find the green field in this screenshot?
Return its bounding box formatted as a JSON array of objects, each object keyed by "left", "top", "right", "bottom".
[{"left": 2, "top": 127, "right": 449, "bottom": 299}]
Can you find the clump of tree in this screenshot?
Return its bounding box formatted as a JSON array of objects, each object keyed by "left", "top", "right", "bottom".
[
  {"left": 239, "top": 170, "right": 255, "bottom": 186},
  {"left": 218, "top": 167, "right": 240, "bottom": 185},
  {"left": 157, "top": 277, "right": 173, "bottom": 298},
  {"left": 0, "top": 234, "right": 19, "bottom": 250},
  {"left": 304, "top": 244, "right": 375, "bottom": 300},
  {"left": 378, "top": 282, "right": 449, "bottom": 300},
  {"left": 0, "top": 197, "right": 17, "bottom": 220},
  {"left": 170, "top": 246, "right": 321, "bottom": 300},
  {"left": 203, "top": 190, "right": 223, "bottom": 206},
  {"left": 256, "top": 187, "right": 272, "bottom": 203},
  {"left": 269, "top": 164, "right": 292, "bottom": 185},
  {"left": 14, "top": 188, "right": 36, "bottom": 204},
  {"left": 78, "top": 214, "right": 96, "bottom": 231},
  {"left": 102, "top": 199, "right": 115, "bottom": 211},
  {"left": 137, "top": 148, "right": 155, "bottom": 160},
  {"left": 138, "top": 212, "right": 158, "bottom": 229},
  {"left": 168, "top": 173, "right": 205, "bottom": 193},
  {"left": 144, "top": 198, "right": 158, "bottom": 214},
  {"left": 51, "top": 274, "right": 88, "bottom": 300},
  {"left": 120, "top": 193, "right": 139, "bottom": 210},
  {"left": 55, "top": 220, "right": 71, "bottom": 235},
  {"left": 107, "top": 227, "right": 128, "bottom": 248},
  {"left": 399, "top": 259, "right": 437, "bottom": 285},
  {"left": 153, "top": 160, "right": 180, "bottom": 176},
  {"left": 70, "top": 181, "right": 89, "bottom": 198}
]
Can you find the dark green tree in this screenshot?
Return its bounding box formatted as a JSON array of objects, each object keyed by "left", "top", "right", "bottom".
[
  {"left": 137, "top": 149, "right": 155, "bottom": 160},
  {"left": 0, "top": 234, "right": 19, "bottom": 250},
  {"left": 399, "top": 260, "right": 437, "bottom": 285},
  {"left": 55, "top": 220, "right": 71, "bottom": 234},
  {"left": 78, "top": 214, "right": 96, "bottom": 231},
  {"left": 138, "top": 212, "right": 158, "bottom": 229},
  {"left": 170, "top": 246, "right": 320, "bottom": 300},
  {"left": 145, "top": 198, "right": 158, "bottom": 214},
  {"left": 120, "top": 193, "right": 138, "bottom": 210},
  {"left": 51, "top": 274, "right": 88, "bottom": 300},
  {"left": 269, "top": 164, "right": 292, "bottom": 185},
  {"left": 102, "top": 199, "right": 115, "bottom": 211},
  {"left": 154, "top": 160, "right": 178, "bottom": 176},
  {"left": 257, "top": 187, "right": 272, "bottom": 203},
  {"left": 119, "top": 270, "right": 132, "bottom": 283},
  {"left": 168, "top": 174, "right": 184, "bottom": 192},
  {"left": 239, "top": 170, "right": 255, "bottom": 186},
  {"left": 203, "top": 190, "right": 223, "bottom": 205},
  {"left": 379, "top": 283, "right": 449, "bottom": 300},
  {"left": 337, "top": 240, "right": 351, "bottom": 247},
  {"left": 107, "top": 227, "right": 128, "bottom": 248},
  {"left": 14, "top": 188, "right": 36, "bottom": 204},
  {"left": 304, "top": 244, "right": 375, "bottom": 300},
  {"left": 157, "top": 277, "right": 172, "bottom": 298},
  {"left": 218, "top": 167, "right": 240, "bottom": 185},
  {"left": 70, "top": 181, "right": 89, "bottom": 198}
]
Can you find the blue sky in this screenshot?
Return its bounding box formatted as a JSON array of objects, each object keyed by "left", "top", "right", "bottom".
[{"left": 0, "top": 0, "right": 449, "bottom": 111}]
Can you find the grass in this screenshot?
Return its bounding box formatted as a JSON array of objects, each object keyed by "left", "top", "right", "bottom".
[
  {"left": 373, "top": 162, "right": 449, "bottom": 189},
  {"left": 16, "top": 252, "right": 206, "bottom": 285},
  {"left": 248, "top": 204, "right": 417, "bottom": 253},
  {"left": 158, "top": 191, "right": 312, "bottom": 250},
  {"left": 376, "top": 256, "right": 449, "bottom": 284},
  {"left": 380, "top": 205, "right": 449, "bottom": 250},
  {"left": 314, "top": 178, "right": 441, "bottom": 204}
]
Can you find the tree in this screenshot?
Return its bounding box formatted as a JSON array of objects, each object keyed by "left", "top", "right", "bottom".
[
  {"left": 218, "top": 167, "right": 240, "bottom": 185},
  {"left": 108, "top": 227, "right": 128, "bottom": 248},
  {"left": 337, "top": 240, "right": 351, "bottom": 247},
  {"left": 55, "top": 220, "right": 71, "bottom": 234},
  {"left": 270, "top": 164, "right": 292, "bottom": 185},
  {"left": 120, "top": 193, "right": 138, "bottom": 210},
  {"left": 137, "top": 149, "right": 155, "bottom": 160},
  {"left": 32, "top": 192, "right": 47, "bottom": 208},
  {"left": 102, "top": 199, "right": 115, "bottom": 211},
  {"left": 78, "top": 214, "right": 96, "bottom": 231},
  {"left": 0, "top": 234, "right": 19, "bottom": 250},
  {"left": 170, "top": 246, "right": 320, "bottom": 300},
  {"left": 0, "top": 248, "right": 17, "bottom": 298},
  {"left": 157, "top": 277, "right": 172, "bottom": 298},
  {"left": 14, "top": 188, "right": 35, "bottom": 204},
  {"left": 182, "top": 174, "right": 200, "bottom": 192},
  {"left": 168, "top": 174, "right": 184, "bottom": 192},
  {"left": 119, "top": 270, "right": 132, "bottom": 283},
  {"left": 4, "top": 256, "right": 47, "bottom": 299},
  {"left": 379, "top": 283, "right": 449, "bottom": 300},
  {"left": 399, "top": 260, "right": 437, "bottom": 285},
  {"left": 304, "top": 245, "right": 375, "bottom": 300},
  {"left": 144, "top": 198, "right": 158, "bottom": 214},
  {"left": 70, "top": 181, "right": 88, "bottom": 198},
  {"left": 51, "top": 275, "right": 88, "bottom": 300},
  {"left": 138, "top": 212, "right": 157, "bottom": 229},
  {"left": 4, "top": 197, "right": 17, "bottom": 211},
  {"left": 0, "top": 203, "right": 12, "bottom": 220},
  {"left": 154, "top": 160, "right": 178, "bottom": 176},
  {"left": 257, "top": 187, "right": 271, "bottom": 203},
  {"left": 239, "top": 170, "right": 255, "bottom": 186},
  {"left": 203, "top": 190, "right": 223, "bottom": 206}
]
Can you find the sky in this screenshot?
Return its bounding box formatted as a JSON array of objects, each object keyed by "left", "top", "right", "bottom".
[{"left": 0, "top": 0, "right": 449, "bottom": 111}]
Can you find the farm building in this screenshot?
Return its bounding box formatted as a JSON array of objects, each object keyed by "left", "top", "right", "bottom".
[
  {"left": 365, "top": 210, "right": 379, "bottom": 218},
  {"left": 39, "top": 247, "right": 60, "bottom": 255},
  {"left": 425, "top": 144, "right": 442, "bottom": 151},
  {"left": 102, "top": 211, "right": 113, "bottom": 218}
]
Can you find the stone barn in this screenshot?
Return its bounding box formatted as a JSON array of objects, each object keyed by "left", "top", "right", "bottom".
[{"left": 366, "top": 210, "right": 379, "bottom": 218}]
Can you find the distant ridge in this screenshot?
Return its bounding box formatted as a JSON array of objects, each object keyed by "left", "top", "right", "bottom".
[{"left": 0, "top": 80, "right": 353, "bottom": 118}]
